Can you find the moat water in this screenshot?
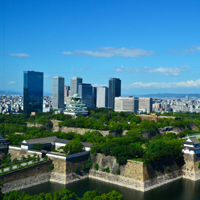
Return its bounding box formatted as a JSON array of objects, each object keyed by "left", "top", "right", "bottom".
[{"left": 21, "top": 178, "right": 200, "bottom": 200}]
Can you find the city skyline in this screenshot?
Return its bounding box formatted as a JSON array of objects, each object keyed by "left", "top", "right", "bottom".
[{"left": 0, "top": 0, "right": 200, "bottom": 95}]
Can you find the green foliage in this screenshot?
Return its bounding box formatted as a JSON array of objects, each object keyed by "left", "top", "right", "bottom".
[
  {"left": 13, "top": 158, "right": 18, "bottom": 164},
  {"left": 103, "top": 167, "right": 110, "bottom": 173},
  {"left": 82, "top": 164, "right": 85, "bottom": 171},
  {"left": 117, "top": 169, "right": 120, "bottom": 175},
  {"left": 43, "top": 155, "right": 48, "bottom": 161},
  {"left": 94, "top": 163, "right": 98, "bottom": 170},
  {"left": 63, "top": 140, "right": 83, "bottom": 154},
  {"left": 50, "top": 163, "right": 54, "bottom": 170},
  {"left": 198, "top": 162, "right": 200, "bottom": 169},
  {"left": 74, "top": 167, "right": 78, "bottom": 173},
  {"left": 166, "top": 167, "right": 170, "bottom": 172},
  {"left": 86, "top": 156, "right": 92, "bottom": 169}
]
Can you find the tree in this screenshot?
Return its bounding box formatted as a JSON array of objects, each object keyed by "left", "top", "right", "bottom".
[{"left": 63, "top": 140, "right": 83, "bottom": 154}]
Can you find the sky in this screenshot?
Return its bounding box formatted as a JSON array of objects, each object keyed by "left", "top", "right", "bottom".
[{"left": 0, "top": 0, "right": 200, "bottom": 95}]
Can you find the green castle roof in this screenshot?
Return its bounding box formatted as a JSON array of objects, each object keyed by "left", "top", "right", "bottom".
[{"left": 71, "top": 94, "right": 81, "bottom": 98}]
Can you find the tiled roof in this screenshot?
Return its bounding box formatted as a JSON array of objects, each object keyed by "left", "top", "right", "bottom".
[{"left": 24, "top": 136, "right": 58, "bottom": 145}]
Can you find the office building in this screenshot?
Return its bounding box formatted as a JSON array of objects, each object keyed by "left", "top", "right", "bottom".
[
  {"left": 114, "top": 97, "right": 139, "bottom": 113},
  {"left": 92, "top": 87, "right": 97, "bottom": 108},
  {"left": 96, "top": 87, "right": 108, "bottom": 108},
  {"left": 139, "top": 98, "right": 152, "bottom": 113},
  {"left": 23, "top": 71, "right": 43, "bottom": 114},
  {"left": 71, "top": 77, "right": 82, "bottom": 96},
  {"left": 78, "top": 83, "right": 93, "bottom": 108},
  {"left": 52, "top": 76, "right": 64, "bottom": 110},
  {"left": 64, "top": 85, "right": 70, "bottom": 102},
  {"left": 108, "top": 78, "right": 121, "bottom": 109}
]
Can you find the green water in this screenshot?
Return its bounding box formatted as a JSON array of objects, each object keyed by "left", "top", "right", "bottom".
[{"left": 21, "top": 178, "right": 200, "bottom": 200}]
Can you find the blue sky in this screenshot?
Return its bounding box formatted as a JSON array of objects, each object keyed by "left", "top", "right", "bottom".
[{"left": 0, "top": 0, "right": 200, "bottom": 95}]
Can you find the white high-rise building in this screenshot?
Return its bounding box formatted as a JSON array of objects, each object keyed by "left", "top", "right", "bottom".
[
  {"left": 71, "top": 77, "right": 82, "bottom": 96},
  {"left": 139, "top": 98, "right": 152, "bottom": 113},
  {"left": 52, "top": 76, "right": 64, "bottom": 110},
  {"left": 114, "top": 97, "right": 139, "bottom": 113},
  {"left": 96, "top": 87, "right": 108, "bottom": 108}
]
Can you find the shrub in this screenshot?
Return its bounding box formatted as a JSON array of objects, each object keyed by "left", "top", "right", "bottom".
[
  {"left": 86, "top": 156, "right": 92, "bottom": 169},
  {"left": 43, "top": 155, "right": 48, "bottom": 161},
  {"left": 82, "top": 164, "right": 85, "bottom": 171},
  {"left": 50, "top": 164, "right": 54, "bottom": 170},
  {"left": 37, "top": 156, "right": 40, "bottom": 162},
  {"left": 74, "top": 167, "right": 78, "bottom": 173},
  {"left": 198, "top": 162, "right": 200, "bottom": 169},
  {"left": 9, "top": 165, "right": 12, "bottom": 171},
  {"left": 63, "top": 140, "right": 83, "bottom": 155},
  {"left": 117, "top": 169, "right": 120, "bottom": 175},
  {"left": 166, "top": 167, "right": 170, "bottom": 172},
  {"left": 13, "top": 158, "right": 18, "bottom": 163},
  {"left": 94, "top": 163, "right": 99, "bottom": 170},
  {"left": 103, "top": 167, "right": 110, "bottom": 173}
]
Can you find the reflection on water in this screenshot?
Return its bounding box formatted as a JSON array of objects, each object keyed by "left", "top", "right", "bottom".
[{"left": 21, "top": 178, "right": 200, "bottom": 200}]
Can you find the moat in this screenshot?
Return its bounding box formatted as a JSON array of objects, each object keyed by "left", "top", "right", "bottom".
[{"left": 22, "top": 178, "right": 200, "bottom": 200}]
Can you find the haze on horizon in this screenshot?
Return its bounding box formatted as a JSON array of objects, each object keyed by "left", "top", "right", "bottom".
[{"left": 0, "top": 0, "right": 200, "bottom": 95}]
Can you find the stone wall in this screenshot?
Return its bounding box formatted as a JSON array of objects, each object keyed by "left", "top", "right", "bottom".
[
  {"left": 48, "top": 152, "right": 90, "bottom": 184},
  {"left": 90, "top": 153, "right": 183, "bottom": 191},
  {"left": 9, "top": 146, "right": 42, "bottom": 160},
  {"left": 182, "top": 153, "right": 200, "bottom": 181},
  {"left": 0, "top": 160, "right": 52, "bottom": 193}
]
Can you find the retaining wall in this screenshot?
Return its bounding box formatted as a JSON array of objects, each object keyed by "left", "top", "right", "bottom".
[{"left": 0, "top": 160, "right": 52, "bottom": 193}]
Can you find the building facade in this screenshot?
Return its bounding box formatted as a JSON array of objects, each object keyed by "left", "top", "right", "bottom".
[
  {"left": 139, "top": 97, "right": 152, "bottom": 113},
  {"left": 23, "top": 71, "right": 43, "bottom": 114},
  {"left": 78, "top": 83, "right": 93, "bottom": 108},
  {"left": 71, "top": 77, "right": 82, "bottom": 96},
  {"left": 96, "top": 86, "right": 108, "bottom": 108},
  {"left": 92, "top": 87, "right": 97, "bottom": 108},
  {"left": 108, "top": 78, "right": 121, "bottom": 109},
  {"left": 52, "top": 76, "right": 64, "bottom": 110},
  {"left": 64, "top": 85, "right": 70, "bottom": 102},
  {"left": 114, "top": 97, "right": 139, "bottom": 113}
]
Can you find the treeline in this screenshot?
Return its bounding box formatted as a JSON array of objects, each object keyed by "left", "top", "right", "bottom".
[
  {"left": 0, "top": 189, "right": 123, "bottom": 200},
  {"left": 3, "top": 124, "right": 184, "bottom": 165}
]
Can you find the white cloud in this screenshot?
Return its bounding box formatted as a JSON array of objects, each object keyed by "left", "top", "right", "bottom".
[
  {"left": 166, "top": 45, "right": 200, "bottom": 55},
  {"left": 70, "top": 68, "right": 88, "bottom": 71},
  {"left": 44, "top": 75, "right": 50, "bottom": 78},
  {"left": 61, "top": 47, "right": 157, "bottom": 58},
  {"left": 166, "top": 49, "right": 180, "bottom": 54},
  {"left": 92, "top": 83, "right": 107, "bottom": 87},
  {"left": 9, "top": 53, "right": 30, "bottom": 57},
  {"left": 61, "top": 52, "right": 73, "bottom": 55},
  {"left": 8, "top": 81, "right": 16, "bottom": 85},
  {"left": 116, "top": 65, "right": 190, "bottom": 76},
  {"left": 123, "top": 79, "right": 200, "bottom": 89}
]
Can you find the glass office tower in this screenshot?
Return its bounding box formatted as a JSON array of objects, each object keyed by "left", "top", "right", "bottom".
[
  {"left": 23, "top": 71, "right": 43, "bottom": 114},
  {"left": 78, "top": 83, "right": 93, "bottom": 108},
  {"left": 108, "top": 78, "right": 121, "bottom": 109}
]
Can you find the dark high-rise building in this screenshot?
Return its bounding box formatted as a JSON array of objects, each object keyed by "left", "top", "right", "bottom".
[
  {"left": 78, "top": 83, "right": 93, "bottom": 108},
  {"left": 108, "top": 78, "right": 121, "bottom": 109},
  {"left": 23, "top": 71, "right": 43, "bottom": 114},
  {"left": 92, "top": 87, "right": 97, "bottom": 108}
]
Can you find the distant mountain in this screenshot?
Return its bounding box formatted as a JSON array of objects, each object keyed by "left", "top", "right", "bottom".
[
  {"left": 138, "top": 93, "right": 200, "bottom": 98},
  {"left": 0, "top": 90, "right": 22, "bottom": 95}
]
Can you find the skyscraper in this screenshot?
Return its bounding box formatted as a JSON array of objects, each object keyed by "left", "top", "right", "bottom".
[
  {"left": 139, "top": 98, "right": 152, "bottom": 113},
  {"left": 52, "top": 76, "right": 64, "bottom": 110},
  {"left": 108, "top": 78, "right": 121, "bottom": 109},
  {"left": 64, "top": 85, "right": 70, "bottom": 102},
  {"left": 96, "top": 86, "right": 108, "bottom": 108},
  {"left": 92, "top": 87, "right": 97, "bottom": 108},
  {"left": 23, "top": 71, "right": 43, "bottom": 114},
  {"left": 71, "top": 77, "right": 82, "bottom": 96},
  {"left": 78, "top": 83, "right": 93, "bottom": 108}
]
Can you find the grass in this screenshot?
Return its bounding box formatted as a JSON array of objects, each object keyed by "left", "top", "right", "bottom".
[{"left": 131, "top": 158, "right": 144, "bottom": 162}]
